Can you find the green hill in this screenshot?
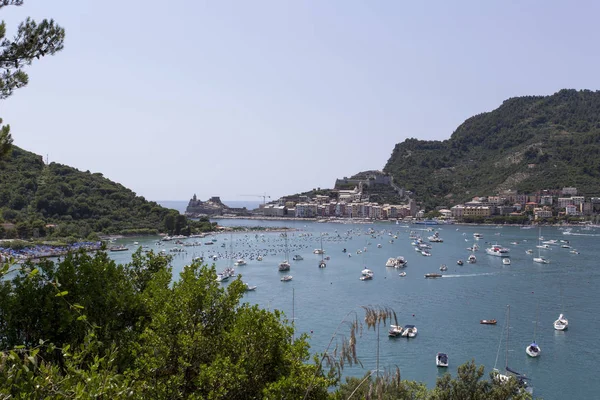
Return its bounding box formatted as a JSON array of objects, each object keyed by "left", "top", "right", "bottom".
[
  {"left": 0, "top": 146, "right": 211, "bottom": 239},
  {"left": 384, "top": 89, "right": 600, "bottom": 210}
]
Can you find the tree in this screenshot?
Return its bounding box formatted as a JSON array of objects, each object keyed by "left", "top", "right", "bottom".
[{"left": 0, "top": 1, "right": 65, "bottom": 159}]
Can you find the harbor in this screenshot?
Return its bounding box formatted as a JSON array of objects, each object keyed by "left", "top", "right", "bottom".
[{"left": 103, "top": 219, "right": 599, "bottom": 399}]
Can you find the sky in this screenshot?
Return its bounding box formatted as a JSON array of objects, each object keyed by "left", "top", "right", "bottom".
[{"left": 2, "top": 1, "right": 600, "bottom": 202}]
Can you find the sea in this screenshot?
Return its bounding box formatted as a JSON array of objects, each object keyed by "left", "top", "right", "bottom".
[{"left": 107, "top": 220, "right": 600, "bottom": 399}]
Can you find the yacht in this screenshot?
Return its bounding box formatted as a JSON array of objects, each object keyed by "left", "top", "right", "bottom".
[
  {"left": 457, "top": 259, "right": 464, "bottom": 265},
  {"left": 399, "top": 271, "right": 407, "bottom": 277},
  {"left": 485, "top": 245, "right": 510, "bottom": 257},
  {"left": 467, "top": 254, "right": 477, "bottom": 263},
  {"left": 278, "top": 260, "right": 291, "bottom": 271},
  {"left": 234, "top": 259, "right": 246, "bottom": 266},
  {"left": 360, "top": 268, "right": 374, "bottom": 281},
  {"left": 436, "top": 353, "right": 449, "bottom": 367},
  {"left": 313, "top": 248, "right": 325, "bottom": 255},
  {"left": 502, "top": 258, "right": 511, "bottom": 265},
  {"left": 473, "top": 233, "right": 483, "bottom": 240},
  {"left": 388, "top": 324, "right": 404, "bottom": 337},
  {"left": 244, "top": 283, "right": 257, "bottom": 291},
  {"left": 280, "top": 275, "right": 293, "bottom": 282},
  {"left": 439, "top": 264, "right": 448, "bottom": 271},
  {"left": 421, "top": 250, "right": 432, "bottom": 257},
  {"left": 533, "top": 255, "right": 550, "bottom": 264},
  {"left": 318, "top": 260, "right": 326, "bottom": 268},
  {"left": 257, "top": 255, "right": 263, "bottom": 261},
  {"left": 554, "top": 314, "right": 569, "bottom": 331},
  {"left": 292, "top": 255, "right": 303, "bottom": 261},
  {"left": 401, "top": 325, "right": 418, "bottom": 338}
]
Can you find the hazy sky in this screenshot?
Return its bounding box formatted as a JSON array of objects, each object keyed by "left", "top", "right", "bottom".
[{"left": 3, "top": 1, "right": 600, "bottom": 202}]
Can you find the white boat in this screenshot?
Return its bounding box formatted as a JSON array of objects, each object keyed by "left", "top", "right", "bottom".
[
  {"left": 485, "top": 245, "right": 510, "bottom": 257},
  {"left": 493, "top": 305, "right": 532, "bottom": 394},
  {"left": 526, "top": 249, "right": 533, "bottom": 254},
  {"left": 570, "top": 249, "right": 580, "bottom": 254},
  {"left": 526, "top": 305, "right": 541, "bottom": 357},
  {"left": 280, "top": 275, "right": 293, "bottom": 282},
  {"left": 385, "top": 257, "right": 397, "bottom": 267},
  {"left": 439, "top": 264, "right": 448, "bottom": 271},
  {"left": 473, "top": 233, "right": 483, "bottom": 240},
  {"left": 436, "top": 352, "right": 449, "bottom": 367},
  {"left": 388, "top": 324, "right": 404, "bottom": 337},
  {"left": 234, "top": 259, "right": 246, "bottom": 266},
  {"left": 533, "top": 228, "right": 550, "bottom": 263},
  {"left": 502, "top": 258, "right": 511, "bottom": 265},
  {"left": 457, "top": 259, "right": 464, "bottom": 265},
  {"left": 279, "top": 233, "right": 291, "bottom": 271},
  {"left": 318, "top": 234, "right": 326, "bottom": 268},
  {"left": 467, "top": 254, "right": 477, "bottom": 263},
  {"left": 244, "top": 283, "right": 257, "bottom": 291},
  {"left": 554, "top": 313, "right": 568, "bottom": 331},
  {"left": 377, "top": 243, "right": 382, "bottom": 248},
  {"left": 401, "top": 325, "right": 417, "bottom": 338},
  {"left": 360, "top": 268, "right": 374, "bottom": 281},
  {"left": 421, "top": 250, "right": 432, "bottom": 256},
  {"left": 292, "top": 255, "right": 303, "bottom": 261},
  {"left": 257, "top": 256, "right": 263, "bottom": 261},
  {"left": 399, "top": 271, "right": 406, "bottom": 277}
]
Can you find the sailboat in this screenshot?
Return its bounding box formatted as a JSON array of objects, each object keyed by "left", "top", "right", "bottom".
[
  {"left": 533, "top": 227, "right": 550, "bottom": 264},
  {"left": 318, "top": 233, "right": 326, "bottom": 268},
  {"left": 278, "top": 233, "right": 291, "bottom": 271},
  {"left": 554, "top": 287, "right": 569, "bottom": 330},
  {"left": 493, "top": 305, "right": 532, "bottom": 394},
  {"left": 526, "top": 305, "right": 541, "bottom": 357}
]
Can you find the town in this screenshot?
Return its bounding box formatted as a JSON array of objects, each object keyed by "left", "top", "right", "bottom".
[{"left": 186, "top": 172, "right": 600, "bottom": 224}]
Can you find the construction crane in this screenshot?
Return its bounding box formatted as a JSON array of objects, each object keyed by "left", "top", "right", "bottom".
[{"left": 240, "top": 193, "right": 271, "bottom": 207}]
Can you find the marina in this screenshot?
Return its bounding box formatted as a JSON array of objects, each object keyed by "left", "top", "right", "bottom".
[{"left": 105, "top": 219, "right": 600, "bottom": 399}]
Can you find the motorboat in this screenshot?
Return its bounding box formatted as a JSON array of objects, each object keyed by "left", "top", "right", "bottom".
[
  {"left": 533, "top": 256, "right": 550, "bottom": 264},
  {"left": 526, "top": 342, "right": 541, "bottom": 358},
  {"left": 467, "top": 254, "right": 477, "bottom": 263},
  {"left": 388, "top": 324, "right": 404, "bottom": 337},
  {"left": 292, "top": 255, "right": 303, "bottom": 261},
  {"left": 234, "top": 259, "right": 246, "bottom": 266},
  {"left": 436, "top": 352, "right": 449, "bottom": 367},
  {"left": 257, "top": 256, "right": 263, "bottom": 261},
  {"left": 554, "top": 314, "right": 568, "bottom": 331},
  {"left": 399, "top": 271, "right": 406, "bottom": 277},
  {"left": 457, "top": 259, "right": 464, "bottom": 265},
  {"left": 439, "top": 264, "right": 448, "bottom": 271},
  {"left": 401, "top": 325, "right": 417, "bottom": 338},
  {"left": 502, "top": 258, "right": 511, "bottom": 265},
  {"left": 313, "top": 248, "right": 325, "bottom": 255},
  {"left": 570, "top": 249, "right": 580, "bottom": 254},
  {"left": 280, "top": 275, "right": 293, "bottom": 282},
  {"left": 473, "top": 233, "right": 483, "bottom": 240},
  {"left": 480, "top": 319, "right": 497, "bottom": 325},
  {"left": 421, "top": 250, "right": 432, "bottom": 257},
  {"left": 377, "top": 244, "right": 382, "bottom": 248},
  {"left": 278, "top": 261, "right": 291, "bottom": 271},
  {"left": 386, "top": 256, "right": 408, "bottom": 268},
  {"left": 244, "top": 284, "right": 257, "bottom": 291},
  {"left": 485, "top": 245, "right": 510, "bottom": 257},
  {"left": 424, "top": 273, "right": 442, "bottom": 278},
  {"left": 360, "top": 268, "right": 374, "bottom": 280},
  {"left": 526, "top": 249, "right": 533, "bottom": 254},
  {"left": 385, "top": 257, "right": 396, "bottom": 267},
  {"left": 109, "top": 245, "right": 128, "bottom": 252}
]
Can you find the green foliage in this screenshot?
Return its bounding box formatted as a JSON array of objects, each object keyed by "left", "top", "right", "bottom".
[
  {"left": 384, "top": 89, "right": 600, "bottom": 209},
  {"left": 0, "top": 146, "right": 207, "bottom": 238}
]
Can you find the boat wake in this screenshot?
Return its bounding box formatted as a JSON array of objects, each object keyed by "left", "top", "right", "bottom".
[{"left": 442, "top": 272, "right": 498, "bottom": 278}]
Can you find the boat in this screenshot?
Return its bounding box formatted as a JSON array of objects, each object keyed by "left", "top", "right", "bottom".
[
  {"left": 401, "top": 325, "right": 417, "bottom": 338},
  {"left": 493, "top": 305, "right": 532, "bottom": 394},
  {"left": 244, "top": 284, "right": 257, "bottom": 291},
  {"left": 554, "top": 313, "right": 569, "bottom": 331},
  {"left": 386, "top": 256, "right": 408, "bottom": 268},
  {"left": 279, "top": 233, "right": 291, "bottom": 271},
  {"left": 360, "top": 268, "right": 374, "bottom": 281},
  {"left": 473, "top": 233, "right": 483, "bottom": 240},
  {"left": 424, "top": 273, "right": 442, "bottom": 278},
  {"left": 467, "top": 254, "right": 477, "bottom": 263},
  {"left": 234, "top": 259, "right": 246, "bottom": 266},
  {"left": 439, "top": 264, "right": 448, "bottom": 271},
  {"left": 421, "top": 250, "right": 432, "bottom": 256},
  {"left": 570, "top": 249, "right": 580, "bottom": 254},
  {"left": 436, "top": 352, "right": 449, "bottom": 367},
  {"left": 485, "top": 245, "right": 510, "bottom": 257},
  {"left": 399, "top": 271, "right": 406, "bottom": 277},
  {"left": 385, "top": 257, "right": 397, "bottom": 267},
  {"left": 257, "top": 256, "right": 263, "bottom": 261},
  {"left": 318, "top": 234, "right": 326, "bottom": 268},
  {"left": 280, "top": 275, "right": 293, "bottom": 282},
  {"left": 526, "top": 305, "right": 541, "bottom": 357},
  {"left": 526, "top": 249, "right": 533, "bottom": 254},
  {"left": 456, "top": 259, "right": 464, "bottom": 265},
  {"left": 109, "top": 245, "right": 128, "bottom": 252},
  {"left": 377, "top": 243, "right": 382, "bottom": 248},
  {"left": 388, "top": 324, "right": 404, "bottom": 337},
  {"left": 292, "top": 255, "right": 303, "bottom": 261},
  {"left": 480, "top": 319, "right": 497, "bottom": 325},
  {"left": 502, "top": 258, "right": 511, "bottom": 265},
  {"left": 533, "top": 227, "right": 550, "bottom": 263}
]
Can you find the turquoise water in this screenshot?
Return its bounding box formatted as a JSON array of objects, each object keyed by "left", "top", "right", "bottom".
[{"left": 108, "top": 220, "right": 600, "bottom": 399}]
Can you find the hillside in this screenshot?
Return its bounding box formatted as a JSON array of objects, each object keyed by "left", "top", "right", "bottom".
[
  {"left": 384, "top": 89, "right": 600, "bottom": 210},
  {"left": 0, "top": 146, "right": 211, "bottom": 239}
]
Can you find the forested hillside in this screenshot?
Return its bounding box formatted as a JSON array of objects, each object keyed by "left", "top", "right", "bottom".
[
  {"left": 384, "top": 89, "right": 600, "bottom": 209},
  {"left": 0, "top": 146, "right": 210, "bottom": 238}
]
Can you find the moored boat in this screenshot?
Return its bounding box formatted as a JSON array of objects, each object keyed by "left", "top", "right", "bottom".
[
  {"left": 554, "top": 313, "right": 568, "bottom": 330},
  {"left": 401, "top": 325, "right": 418, "bottom": 338},
  {"left": 388, "top": 324, "right": 404, "bottom": 337},
  {"left": 280, "top": 275, "right": 293, "bottom": 282},
  {"left": 436, "top": 352, "right": 449, "bottom": 367},
  {"left": 480, "top": 319, "right": 497, "bottom": 325}
]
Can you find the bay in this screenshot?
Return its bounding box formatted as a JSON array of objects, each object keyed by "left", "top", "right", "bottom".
[{"left": 108, "top": 220, "right": 600, "bottom": 399}]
